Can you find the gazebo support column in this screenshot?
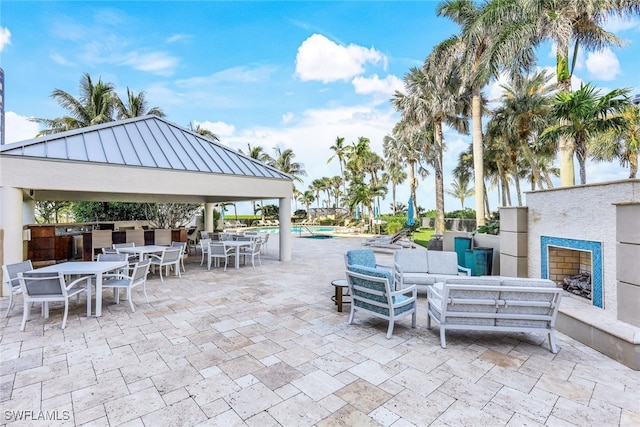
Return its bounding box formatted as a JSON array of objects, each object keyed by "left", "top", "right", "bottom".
[
  {"left": 204, "top": 203, "right": 215, "bottom": 233},
  {"left": 279, "top": 197, "right": 291, "bottom": 261},
  {"left": 1, "top": 187, "right": 24, "bottom": 295}
]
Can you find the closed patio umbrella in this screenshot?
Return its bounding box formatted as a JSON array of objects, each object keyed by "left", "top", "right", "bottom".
[{"left": 407, "top": 197, "right": 415, "bottom": 226}]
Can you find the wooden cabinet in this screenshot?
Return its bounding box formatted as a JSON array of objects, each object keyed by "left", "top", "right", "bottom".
[{"left": 27, "top": 226, "right": 73, "bottom": 262}]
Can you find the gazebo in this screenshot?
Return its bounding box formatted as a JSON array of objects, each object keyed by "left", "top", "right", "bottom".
[{"left": 0, "top": 116, "right": 294, "bottom": 293}]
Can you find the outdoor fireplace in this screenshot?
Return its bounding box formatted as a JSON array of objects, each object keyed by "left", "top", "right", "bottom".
[{"left": 541, "top": 236, "right": 603, "bottom": 308}]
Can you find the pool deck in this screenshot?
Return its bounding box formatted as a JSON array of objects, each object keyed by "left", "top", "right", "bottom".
[{"left": 1, "top": 237, "right": 639, "bottom": 426}]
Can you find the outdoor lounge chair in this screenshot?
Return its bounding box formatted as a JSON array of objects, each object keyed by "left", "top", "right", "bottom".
[
  {"left": 362, "top": 228, "right": 413, "bottom": 251},
  {"left": 345, "top": 264, "right": 417, "bottom": 339}
]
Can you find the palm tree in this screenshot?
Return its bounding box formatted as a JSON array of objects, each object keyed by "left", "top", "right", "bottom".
[
  {"left": 436, "top": 0, "right": 539, "bottom": 224},
  {"left": 446, "top": 176, "right": 475, "bottom": 210},
  {"left": 487, "top": 0, "right": 640, "bottom": 186},
  {"left": 384, "top": 163, "right": 407, "bottom": 215},
  {"left": 31, "top": 73, "right": 116, "bottom": 135},
  {"left": 270, "top": 147, "right": 307, "bottom": 182},
  {"left": 590, "top": 104, "right": 640, "bottom": 179},
  {"left": 542, "top": 83, "right": 630, "bottom": 184},
  {"left": 115, "top": 88, "right": 165, "bottom": 119},
  {"left": 310, "top": 178, "right": 326, "bottom": 209},
  {"left": 299, "top": 191, "right": 316, "bottom": 220},
  {"left": 328, "top": 136, "right": 350, "bottom": 194},
  {"left": 383, "top": 122, "right": 429, "bottom": 225},
  {"left": 188, "top": 122, "right": 220, "bottom": 142}
]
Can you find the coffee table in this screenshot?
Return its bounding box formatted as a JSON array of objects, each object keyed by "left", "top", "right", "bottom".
[{"left": 331, "top": 279, "right": 350, "bottom": 312}]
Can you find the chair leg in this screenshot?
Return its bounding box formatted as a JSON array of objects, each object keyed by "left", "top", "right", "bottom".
[
  {"left": 5, "top": 291, "right": 15, "bottom": 318},
  {"left": 62, "top": 300, "right": 69, "bottom": 330},
  {"left": 142, "top": 283, "right": 149, "bottom": 304},
  {"left": 386, "top": 320, "right": 394, "bottom": 339},
  {"left": 128, "top": 288, "right": 136, "bottom": 312},
  {"left": 20, "top": 300, "right": 29, "bottom": 331}
]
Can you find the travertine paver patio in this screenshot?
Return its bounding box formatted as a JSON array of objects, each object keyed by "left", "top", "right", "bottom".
[{"left": 1, "top": 236, "right": 639, "bottom": 426}]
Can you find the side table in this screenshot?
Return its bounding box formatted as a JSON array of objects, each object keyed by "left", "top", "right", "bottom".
[{"left": 331, "top": 279, "right": 350, "bottom": 312}]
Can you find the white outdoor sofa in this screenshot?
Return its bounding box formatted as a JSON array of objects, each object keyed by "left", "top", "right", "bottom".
[
  {"left": 394, "top": 248, "right": 471, "bottom": 287},
  {"left": 426, "top": 276, "right": 563, "bottom": 353}
]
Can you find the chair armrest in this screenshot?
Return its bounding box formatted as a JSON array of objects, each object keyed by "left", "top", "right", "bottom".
[
  {"left": 458, "top": 265, "right": 471, "bottom": 276},
  {"left": 390, "top": 284, "right": 417, "bottom": 299},
  {"left": 66, "top": 275, "right": 92, "bottom": 291},
  {"left": 147, "top": 254, "right": 162, "bottom": 261},
  {"left": 101, "top": 273, "right": 131, "bottom": 280}
]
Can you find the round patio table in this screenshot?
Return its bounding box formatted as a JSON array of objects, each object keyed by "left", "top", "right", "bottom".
[{"left": 331, "top": 279, "right": 350, "bottom": 312}]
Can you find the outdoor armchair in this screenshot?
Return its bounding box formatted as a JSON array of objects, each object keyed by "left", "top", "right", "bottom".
[
  {"left": 101, "top": 259, "right": 151, "bottom": 312},
  {"left": 239, "top": 240, "right": 262, "bottom": 267},
  {"left": 345, "top": 264, "right": 417, "bottom": 339},
  {"left": 171, "top": 241, "right": 187, "bottom": 272},
  {"left": 207, "top": 241, "right": 234, "bottom": 271},
  {"left": 344, "top": 249, "right": 392, "bottom": 271},
  {"left": 199, "top": 238, "right": 212, "bottom": 266},
  {"left": 148, "top": 248, "right": 182, "bottom": 282},
  {"left": 17, "top": 271, "right": 91, "bottom": 331},
  {"left": 2, "top": 260, "right": 33, "bottom": 318}
]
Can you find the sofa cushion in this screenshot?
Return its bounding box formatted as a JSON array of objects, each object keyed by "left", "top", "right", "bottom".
[
  {"left": 427, "top": 251, "right": 460, "bottom": 275},
  {"left": 394, "top": 249, "right": 428, "bottom": 273},
  {"left": 441, "top": 277, "right": 502, "bottom": 326},
  {"left": 345, "top": 249, "right": 377, "bottom": 269},
  {"left": 402, "top": 272, "right": 437, "bottom": 286},
  {"left": 496, "top": 278, "right": 559, "bottom": 328}
]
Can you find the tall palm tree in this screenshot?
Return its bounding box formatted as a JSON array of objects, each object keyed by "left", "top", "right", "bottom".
[
  {"left": 31, "top": 73, "right": 116, "bottom": 135},
  {"left": 239, "top": 144, "right": 275, "bottom": 218},
  {"left": 542, "top": 83, "right": 630, "bottom": 184},
  {"left": 484, "top": 0, "right": 640, "bottom": 185},
  {"left": 188, "top": 122, "right": 220, "bottom": 142},
  {"left": 383, "top": 122, "right": 429, "bottom": 225},
  {"left": 436, "top": 0, "right": 539, "bottom": 224},
  {"left": 115, "top": 88, "right": 165, "bottom": 119},
  {"left": 590, "top": 104, "right": 640, "bottom": 179},
  {"left": 299, "top": 191, "right": 316, "bottom": 220},
  {"left": 328, "top": 136, "right": 350, "bottom": 194},
  {"left": 493, "top": 70, "right": 555, "bottom": 190},
  {"left": 384, "top": 163, "right": 407, "bottom": 215},
  {"left": 446, "top": 176, "right": 475, "bottom": 210},
  {"left": 270, "top": 147, "right": 306, "bottom": 182}
]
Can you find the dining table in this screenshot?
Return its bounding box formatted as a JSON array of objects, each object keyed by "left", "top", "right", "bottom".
[
  {"left": 222, "top": 240, "right": 253, "bottom": 269},
  {"left": 116, "top": 245, "right": 167, "bottom": 261},
  {"left": 35, "top": 260, "right": 129, "bottom": 317}
]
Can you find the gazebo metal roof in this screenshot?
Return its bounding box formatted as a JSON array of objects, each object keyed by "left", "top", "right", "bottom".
[{"left": 0, "top": 115, "right": 290, "bottom": 180}]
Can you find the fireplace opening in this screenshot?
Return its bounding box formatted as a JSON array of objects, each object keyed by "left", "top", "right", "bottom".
[{"left": 548, "top": 246, "right": 592, "bottom": 301}]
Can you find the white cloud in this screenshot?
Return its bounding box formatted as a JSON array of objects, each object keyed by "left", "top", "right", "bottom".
[
  {"left": 194, "top": 120, "right": 236, "bottom": 137},
  {"left": 585, "top": 48, "right": 620, "bottom": 81},
  {"left": 175, "top": 65, "right": 277, "bottom": 87},
  {"left": 603, "top": 15, "right": 640, "bottom": 33},
  {"left": 282, "top": 112, "right": 294, "bottom": 124},
  {"left": 120, "top": 51, "right": 179, "bottom": 76},
  {"left": 4, "top": 112, "right": 40, "bottom": 144},
  {"left": 295, "top": 34, "right": 385, "bottom": 83},
  {"left": 0, "top": 27, "right": 11, "bottom": 52},
  {"left": 166, "top": 33, "right": 190, "bottom": 44},
  {"left": 50, "top": 52, "right": 75, "bottom": 66},
  {"left": 352, "top": 74, "right": 403, "bottom": 95}
]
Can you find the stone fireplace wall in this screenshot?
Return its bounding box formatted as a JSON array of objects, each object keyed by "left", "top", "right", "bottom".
[{"left": 526, "top": 179, "right": 640, "bottom": 317}]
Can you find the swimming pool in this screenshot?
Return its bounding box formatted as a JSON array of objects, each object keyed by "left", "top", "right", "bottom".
[{"left": 249, "top": 226, "right": 337, "bottom": 234}]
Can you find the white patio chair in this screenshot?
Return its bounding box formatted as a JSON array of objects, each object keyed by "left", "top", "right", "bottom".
[
  {"left": 171, "top": 241, "right": 187, "bottom": 272},
  {"left": 101, "top": 259, "right": 151, "bottom": 312},
  {"left": 239, "top": 240, "right": 262, "bottom": 267},
  {"left": 148, "top": 248, "right": 182, "bottom": 282},
  {"left": 2, "top": 260, "right": 34, "bottom": 318},
  {"left": 17, "top": 271, "right": 91, "bottom": 331},
  {"left": 207, "top": 241, "right": 234, "bottom": 271},
  {"left": 199, "top": 238, "right": 212, "bottom": 266}
]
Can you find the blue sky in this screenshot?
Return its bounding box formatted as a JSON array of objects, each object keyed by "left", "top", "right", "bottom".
[{"left": 2, "top": 1, "right": 639, "bottom": 215}]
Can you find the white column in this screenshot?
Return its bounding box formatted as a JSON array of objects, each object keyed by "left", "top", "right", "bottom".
[
  {"left": 204, "top": 203, "right": 214, "bottom": 232},
  {"left": 278, "top": 197, "right": 292, "bottom": 261},
  {"left": 1, "top": 187, "right": 24, "bottom": 296},
  {"left": 23, "top": 199, "right": 36, "bottom": 225}
]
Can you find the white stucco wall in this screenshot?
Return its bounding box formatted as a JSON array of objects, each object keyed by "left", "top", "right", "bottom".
[{"left": 526, "top": 179, "right": 640, "bottom": 315}]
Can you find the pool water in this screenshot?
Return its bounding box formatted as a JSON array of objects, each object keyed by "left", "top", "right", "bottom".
[{"left": 253, "top": 226, "right": 337, "bottom": 234}]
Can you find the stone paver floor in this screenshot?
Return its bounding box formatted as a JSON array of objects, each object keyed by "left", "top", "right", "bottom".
[{"left": 1, "top": 236, "right": 639, "bottom": 426}]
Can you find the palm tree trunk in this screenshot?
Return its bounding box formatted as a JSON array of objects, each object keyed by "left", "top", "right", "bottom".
[
  {"left": 557, "top": 48, "right": 576, "bottom": 187},
  {"left": 409, "top": 162, "right": 418, "bottom": 225},
  {"left": 483, "top": 183, "right": 491, "bottom": 220},
  {"left": 629, "top": 152, "right": 638, "bottom": 179},
  {"left": 434, "top": 121, "right": 445, "bottom": 235},
  {"left": 472, "top": 89, "right": 485, "bottom": 226},
  {"left": 513, "top": 171, "right": 522, "bottom": 206},
  {"left": 521, "top": 142, "right": 543, "bottom": 189},
  {"left": 575, "top": 136, "right": 588, "bottom": 185}
]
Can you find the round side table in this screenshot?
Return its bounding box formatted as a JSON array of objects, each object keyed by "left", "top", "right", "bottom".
[{"left": 331, "top": 279, "right": 350, "bottom": 312}]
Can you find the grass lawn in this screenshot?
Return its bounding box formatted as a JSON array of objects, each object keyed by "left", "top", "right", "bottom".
[{"left": 412, "top": 227, "right": 436, "bottom": 248}]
